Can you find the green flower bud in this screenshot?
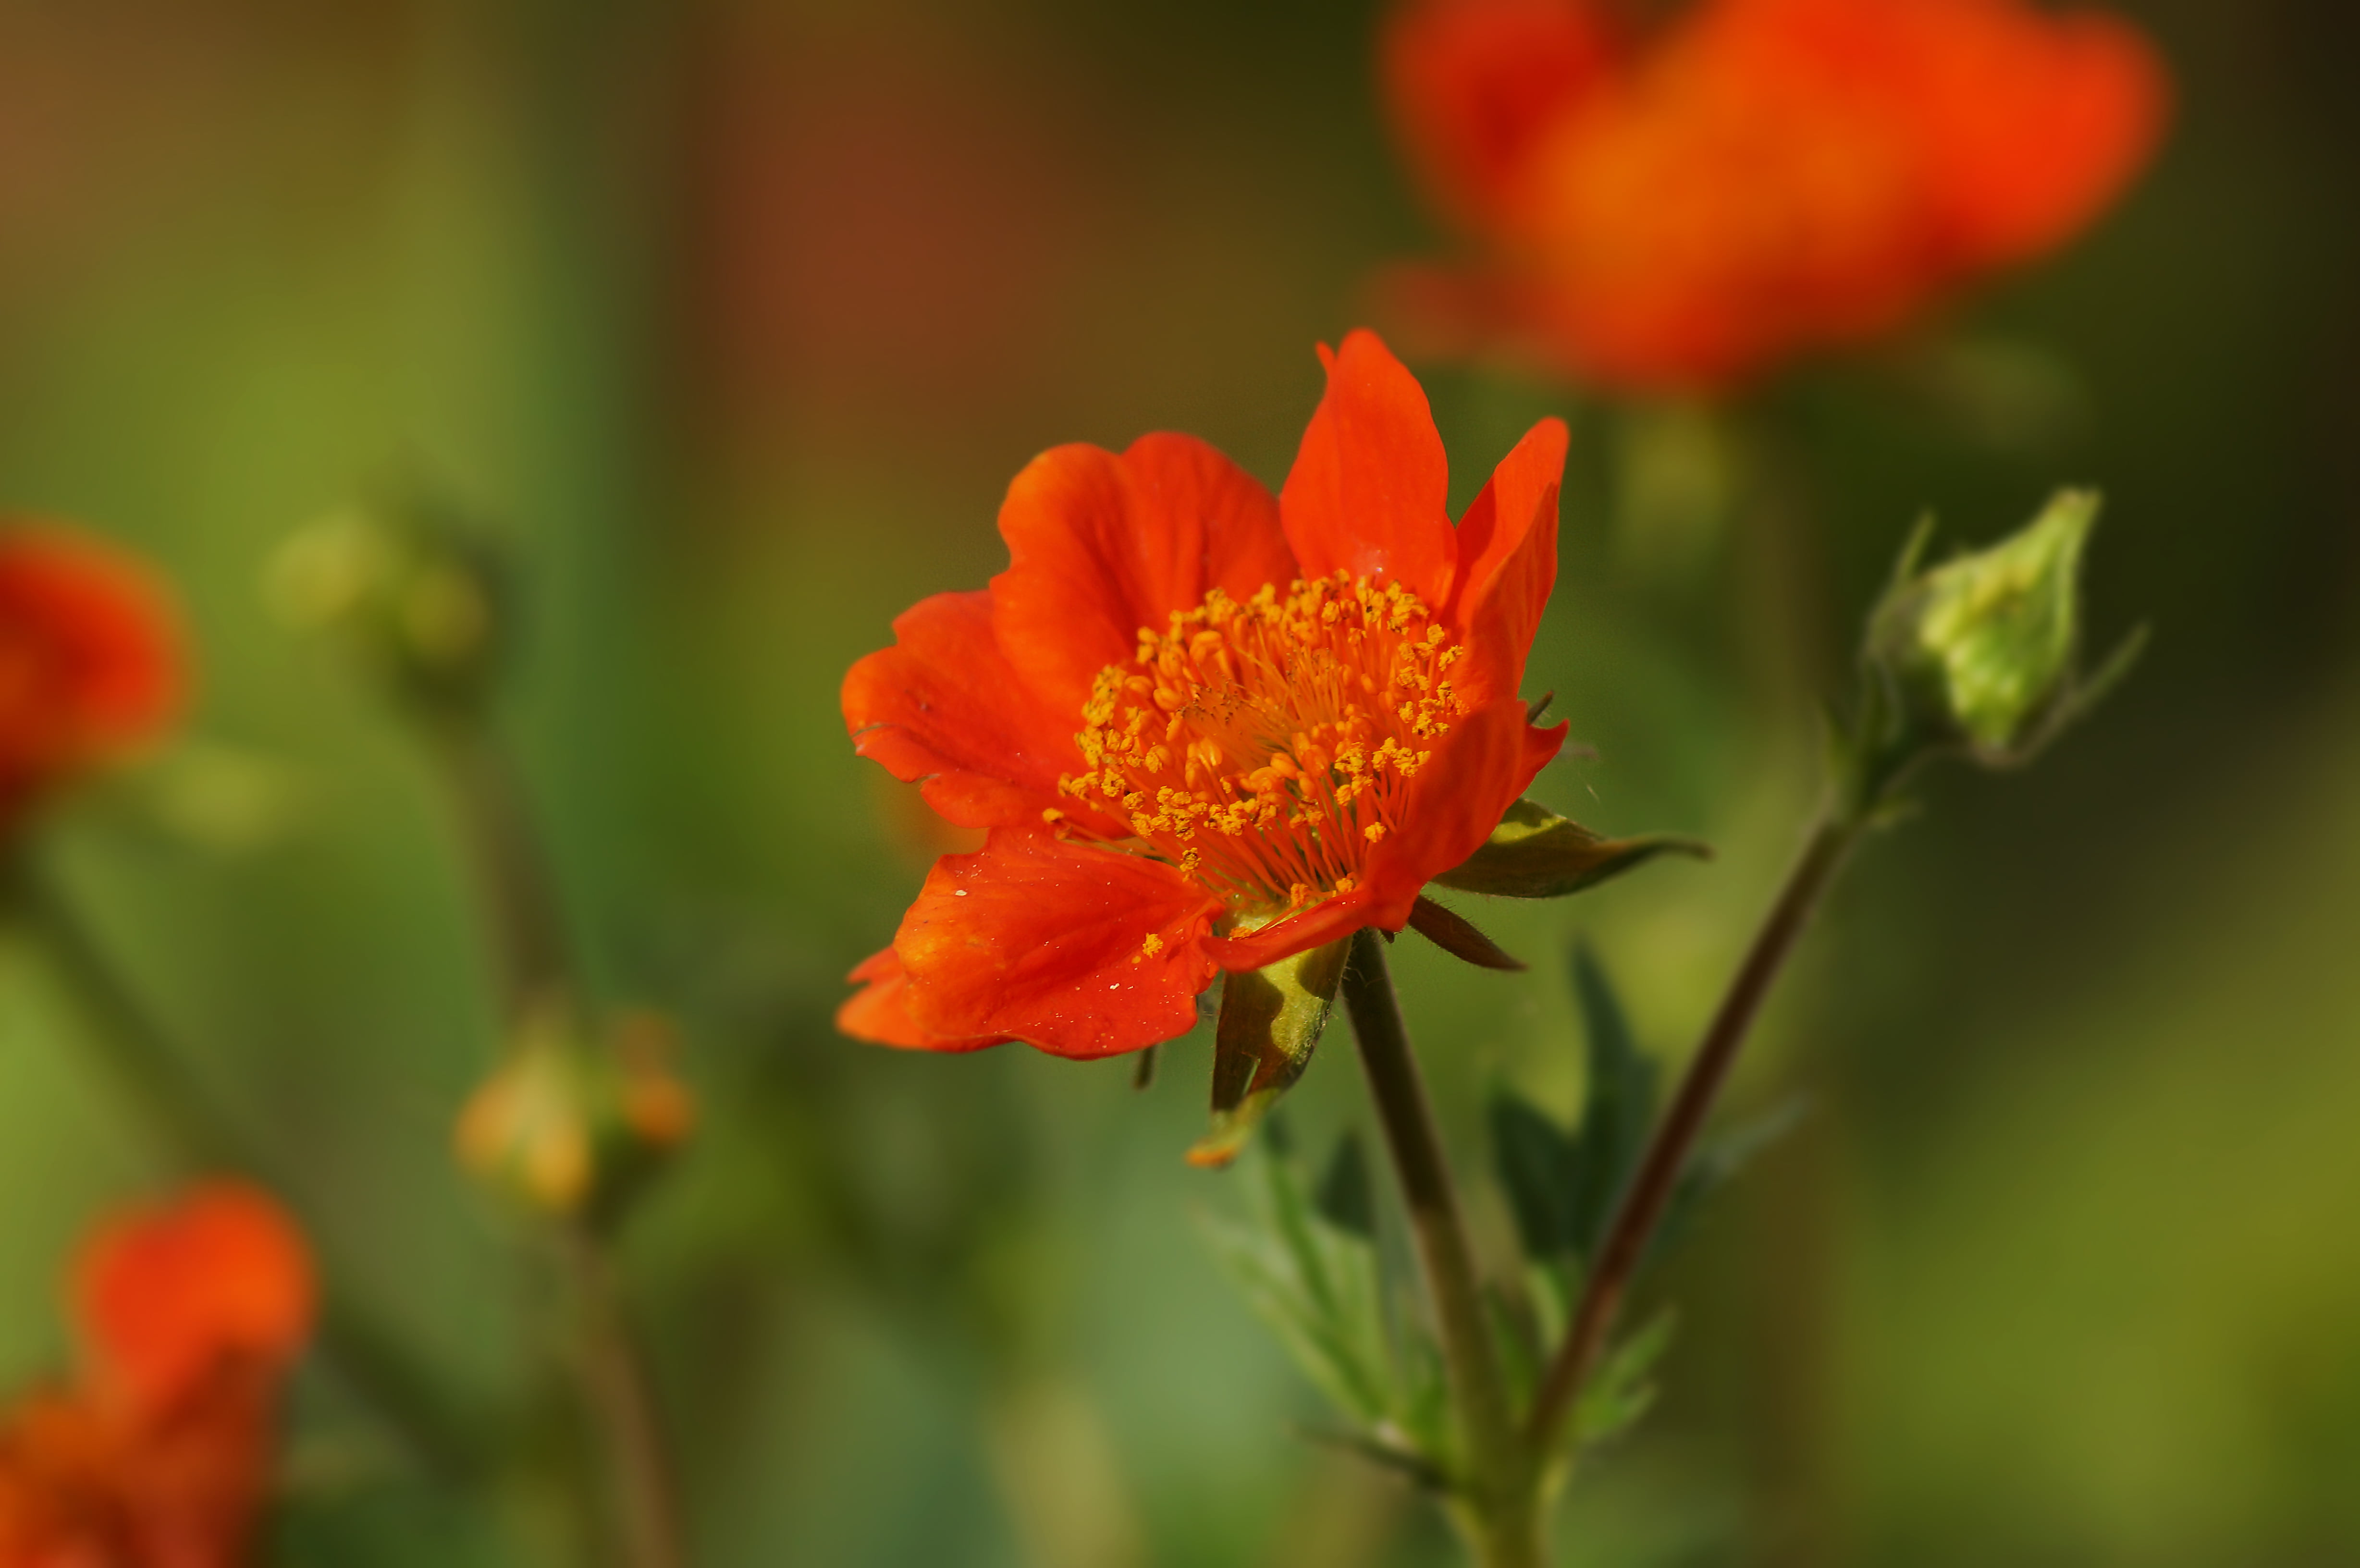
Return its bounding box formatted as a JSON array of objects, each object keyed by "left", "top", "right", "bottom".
[
  {"left": 268, "top": 490, "right": 508, "bottom": 719},
  {"left": 1849, "top": 491, "right": 2142, "bottom": 809}
]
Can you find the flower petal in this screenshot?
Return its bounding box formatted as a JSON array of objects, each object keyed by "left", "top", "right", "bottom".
[
  {"left": 838, "top": 948, "right": 1010, "bottom": 1052},
  {"left": 74, "top": 1183, "right": 315, "bottom": 1419},
  {"left": 893, "top": 827, "right": 1225, "bottom": 1059},
  {"left": 1201, "top": 887, "right": 1382, "bottom": 974},
  {"left": 991, "top": 434, "right": 1295, "bottom": 719},
  {"left": 1279, "top": 330, "right": 1459, "bottom": 607},
  {"left": 1381, "top": 0, "right": 1620, "bottom": 238},
  {"left": 842, "top": 589, "right": 1088, "bottom": 829},
  {"left": 1363, "top": 697, "right": 1560, "bottom": 920},
  {"left": 1448, "top": 416, "right": 1568, "bottom": 710},
  {"left": 1914, "top": 5, "right": 2168, "bottom": 268}
]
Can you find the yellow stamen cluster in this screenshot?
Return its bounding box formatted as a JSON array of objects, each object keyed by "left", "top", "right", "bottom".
[{"left": 1055, "top": 571, "right": 1466, "bottom": 915}]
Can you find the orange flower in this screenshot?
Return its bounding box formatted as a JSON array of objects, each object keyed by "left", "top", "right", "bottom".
[
  {"left": 840, "top": 331, "right": 1569, "bottom": 1057},
  {"left": 1380, "top": 0, "right": 2168, "bottom": 391},
  {"left": 0, "top": 526, "right": 183, "bottom": 826},
  {"left": 0, "top": 1183, "right": 315, "bottom": 1568}
]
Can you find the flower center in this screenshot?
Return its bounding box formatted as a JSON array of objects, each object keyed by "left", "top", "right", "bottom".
[{"left": 1054, "top": 572, "right": 1467, "bottom": 917}]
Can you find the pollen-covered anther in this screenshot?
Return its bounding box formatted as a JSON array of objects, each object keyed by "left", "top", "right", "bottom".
[
  {"left": 1069, "top": 570, "right": 1467, "bottom": 916},
  {"left": 1136, "top": 932, "right": 1166, "bottom": 962}
]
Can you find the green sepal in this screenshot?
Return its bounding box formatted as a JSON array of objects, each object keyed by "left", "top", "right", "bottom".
[
  {"left": 1188, "top": 938, "right": 1351, "bottom": 1169},
  {"left": 1433, "top": 799, "right": 1709, "bottom": 901}
]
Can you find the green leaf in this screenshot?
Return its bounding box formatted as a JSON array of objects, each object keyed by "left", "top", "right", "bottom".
[
  {"left": 1314, "top": 1131, "right": 1376, "bottom": 1240},
  {"left": 1488, "top": 1089, "right": 1581, "bottom": 1262},
  {"left": 1574, "top": 1311, "right": 1675, "bottom": 1449},
  {"left": 1567, "top": 944, "right": 1659, "bottom": 1261},
  {"left": 1189, "top": 938, "right": 1351, "bottom": 1169},
  {"left": 1433, "top": 799, "right": 1709, "bottom": 901},
  {"left": 1198, "top": 1142, "right": 1404, "bottom": 1434},
  {"left": 1487, "top": 947, "right": 1660, "bottom": 1275}
]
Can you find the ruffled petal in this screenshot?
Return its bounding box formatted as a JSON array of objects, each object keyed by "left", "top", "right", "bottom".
[
  {"left": 843, "top": 590, "right": 1089, "bottom": 829},
  {"left": 991, "top": 434, "right": 1296, "bottom": 719},
  {"left": 838, "top": 948, "right": 1010, "bottom": 1053},
  {"left": 893, "top": 828, "right": 1225, "bottom": 1059},
  {"left": 1448, "top": 416, "right": 1568, "bottom": 709},
  {"left": 1363, "top": 697, "right": 1552, "bottom": 919},
  {"left": 1279, "top": 330, "right": 1459, "bottom": 607}
]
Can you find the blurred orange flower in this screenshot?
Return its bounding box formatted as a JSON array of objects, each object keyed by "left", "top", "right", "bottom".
[
  {"left": 840, "top": 331, "right": 1568, "bottom": 1057},
  {"left": 1380, "top": 0, "right": 2168, "bottom": 391},
  {"left": 0, "top": 526, "right": 183, "bottom": 826},
  {"left": 0, "top": 1182, "right": 315, "bottom": 1568}
]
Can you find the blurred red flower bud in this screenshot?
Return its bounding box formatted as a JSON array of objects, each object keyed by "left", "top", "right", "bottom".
[
  {"left": 0, "top": 525, "right": 184, "bottom": 826},
  {"left": 0, "top": 1182, "right": 314, "bottom": 1568}
]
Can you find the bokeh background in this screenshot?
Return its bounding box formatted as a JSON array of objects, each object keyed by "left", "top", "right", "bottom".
[{"left": 0, "top": 0, "right": 2353, "bottom": 1564}]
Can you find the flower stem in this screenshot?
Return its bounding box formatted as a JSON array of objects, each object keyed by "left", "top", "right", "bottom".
[
  {"left": 420, "top": 718, "right": 688, "bottom": 1568},
  {"left": 1525, "top": 807, "right": 1858, "bottom": 1460},
  {"left": 422, "top": 721, "right": 572, "bottom": 1017},
  {"left": 561, "top": 1224, "right": 686, "bottom": 1568},
  {"left": 1340, "top": 929, "right": 1539, "bottom": 1567},
  {"left": 5, "top": 853, "right": 489, "bottom": 1480}
]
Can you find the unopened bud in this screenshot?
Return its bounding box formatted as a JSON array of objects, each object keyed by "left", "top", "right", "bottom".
[
  {"left": 1848, "top": 491, "right": 2140, "bottom": 809},
  {"left": 455, "top": 1004, "right": 695, "bottom": 1225},
  {"left": 268, "top": 491, "right": 507, "bottom": 718}
]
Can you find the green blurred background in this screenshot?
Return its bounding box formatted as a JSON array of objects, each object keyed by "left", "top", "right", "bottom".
[{"left": 0, "top": 0, "right": 2352, "bottom": 1564}]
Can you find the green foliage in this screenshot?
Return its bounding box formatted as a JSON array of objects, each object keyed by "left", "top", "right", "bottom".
[
  {"left": 1201, "top": 1125, "right": 1450, "bottom": 1482},
  {"left": 1489, "top": 945, "right": 1659, "bottom": 1270},
  {"left": 1435, "top": 799, "right": 1709, "bottom": 902},
  {"left": 1574, "top": 1311, "right": 1675, "bottom": 1451}
]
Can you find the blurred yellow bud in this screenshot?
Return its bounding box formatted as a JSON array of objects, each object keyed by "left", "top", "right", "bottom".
[{"left": 455, "top": 1003, "right": 695, "bottom": 1225}]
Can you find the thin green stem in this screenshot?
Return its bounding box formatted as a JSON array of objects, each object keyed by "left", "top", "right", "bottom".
[
  {"left": 1526, "top": 807, "right": 1858, "bottom": 1460},
  {"left": 7, "top": 854, "right": 489, "bottom": 1479},
  {"left": 561, "top": 1225, "right": 686, "bottom": 1568},
  {"left": 421, "top": 718, "right": 688, "bottom": 1568},
  {"left": 1340, "top": 930, "right": 1539, "bottom": 1567},
  {"left": 422, "top": 721, "right": 572, "bottom": 1017}
]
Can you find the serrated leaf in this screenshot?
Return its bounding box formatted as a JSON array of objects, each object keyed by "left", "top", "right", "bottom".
[
  {"left": 1189, "top": 939, "right": 1350, "bottom": 1168},
  {"left": 1488, "top": 1088, "right": 1581, "bottom": 1262},
  {"left": 1567, "top": 944, "right": 1659, "bottom": 1261},
  {"left": 1434, "top": 799, "right": 1709, "bottom": 901},
  {"left": 1201, "top": 1138, "right": 1412, "bottom": 1434},
  {"left": 1574, "top": 1311, "right": 1675, "bottom": 1450}
]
